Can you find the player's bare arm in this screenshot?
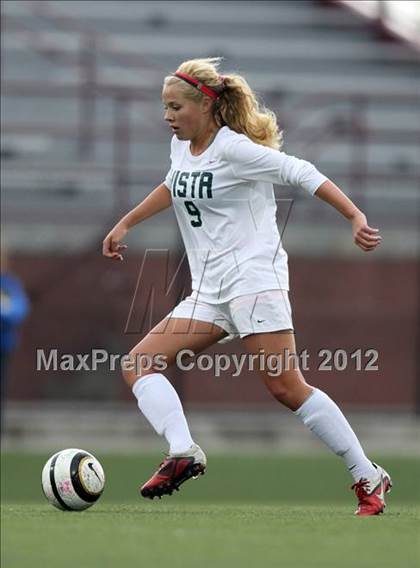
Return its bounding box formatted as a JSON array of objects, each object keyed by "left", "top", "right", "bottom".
[
  {"left": 315, "top": 179, "right": 382, "bottom": 252},
  {"left": 102, "top": 182, "right": 172, "bottom": 261}
]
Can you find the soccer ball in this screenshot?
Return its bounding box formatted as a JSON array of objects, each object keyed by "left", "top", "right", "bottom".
[{"left": 41, "top": 448, "right": 105, "bottom": 511}]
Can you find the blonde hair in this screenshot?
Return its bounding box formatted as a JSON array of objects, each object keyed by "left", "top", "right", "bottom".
[{"left": 163, "top": 57, "right": 283, "bottom": 150}]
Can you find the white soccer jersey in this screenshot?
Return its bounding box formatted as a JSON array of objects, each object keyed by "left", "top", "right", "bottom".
[{"left": 164, "top": 126, "right": 328, "bottom": 304}]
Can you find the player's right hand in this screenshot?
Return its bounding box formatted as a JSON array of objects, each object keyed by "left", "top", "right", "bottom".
[{"left": 102, "top": 224, "right": 128, "bottom": 261}]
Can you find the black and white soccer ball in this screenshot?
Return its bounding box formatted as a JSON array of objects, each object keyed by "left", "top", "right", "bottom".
[{"left": 41, "top": 448, "right": 105, "bottom": 511}]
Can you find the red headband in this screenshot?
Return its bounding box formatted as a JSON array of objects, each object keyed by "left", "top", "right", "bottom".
[{"left": 173, "top": 71, "right": 222, "bottom": 101}]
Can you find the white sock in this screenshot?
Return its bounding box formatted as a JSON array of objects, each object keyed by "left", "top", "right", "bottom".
[
  {"left": 294, "top": 388, "right": 377, "bottom": 482},
  {"left": 132, "top": 373, "right": 194, "bottom": 454}
]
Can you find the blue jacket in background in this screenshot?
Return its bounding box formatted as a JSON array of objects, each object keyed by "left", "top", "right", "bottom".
[{"left": 1, "top": 274, "right": 30, "bottom": 353}]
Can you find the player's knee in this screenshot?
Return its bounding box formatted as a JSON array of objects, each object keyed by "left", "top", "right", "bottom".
[
  {"left": 265, "top": 369, "right": 303, "bottom": 402},
  {"left": 121, "top": 350, "right": 156, "bottom": 387},
  {"left": 265, "top": 368, "right": 312, "bottom": 410},
  {"left": 266, "top": 376, "right": 291, "bottom": 402}
]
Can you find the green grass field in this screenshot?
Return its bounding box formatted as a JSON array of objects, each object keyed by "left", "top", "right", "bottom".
[{"left": 2, "top": 453, "right": 420, "bottom": 568}]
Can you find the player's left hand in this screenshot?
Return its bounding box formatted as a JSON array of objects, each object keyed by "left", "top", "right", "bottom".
[{"left": 352, "top": 214, "right": 382, "bottom": 252}]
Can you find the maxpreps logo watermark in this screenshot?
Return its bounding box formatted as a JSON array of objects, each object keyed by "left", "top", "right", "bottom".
[{"left": 36, "top": 348, "right": 379, "bottom": 377}]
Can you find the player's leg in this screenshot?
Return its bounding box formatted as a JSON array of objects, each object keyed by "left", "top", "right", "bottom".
[
  {"left": 242, "top": 330, "right": 392, "bottom": 515},
  {"left": 122, "top": 315, "right": 227, "bottom": 388},
  {"left": 125, "top": 314, "right": 226, "bottom": 449},
  {"left": 123, "top": 310, "right": 228, "bottom": 499},
  {"left": 243, "top": 330, "right": 312, "bottom": 410}
]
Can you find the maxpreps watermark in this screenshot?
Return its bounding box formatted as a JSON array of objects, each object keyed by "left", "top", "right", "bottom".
[
  {"left": 36, "top": 349, "right": 168, "bottom": 372},
  {"left": 36, "top": 348, "right": 378, "bottom": 376},
  {"left": 35, "top": 348, "right": 304, "bottom": 377},
  {"left": 36, "top": 349, "right": 167, "bottom": 373}
]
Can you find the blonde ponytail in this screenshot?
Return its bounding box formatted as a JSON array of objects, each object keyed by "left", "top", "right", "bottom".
[{"left": 164, "top": 57, "right": 283, "bottom": 150}]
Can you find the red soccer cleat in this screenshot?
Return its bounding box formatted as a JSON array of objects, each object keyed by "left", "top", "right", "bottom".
[
  {"left": 140, "top": 444, "right": 206, "bottom": 499},
  {"left": 352, "top": 463, "right": 392, "bottom": 516}
]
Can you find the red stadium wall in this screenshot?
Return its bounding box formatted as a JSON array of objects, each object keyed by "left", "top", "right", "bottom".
[{"left": 4, "top": 254, "right": 419, "bottom": 410}]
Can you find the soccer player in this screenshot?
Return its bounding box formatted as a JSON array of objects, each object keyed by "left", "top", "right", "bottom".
[{"left": 103, "top": 57, "right": 391, "bottom": 516}]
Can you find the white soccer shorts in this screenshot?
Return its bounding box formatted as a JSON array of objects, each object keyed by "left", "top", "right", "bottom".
[{"left": 167, "top": 289, "right": 294, "bottom": 343}]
